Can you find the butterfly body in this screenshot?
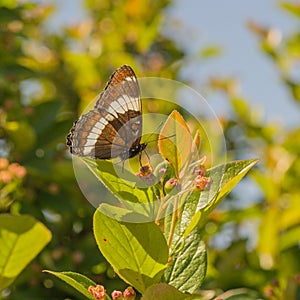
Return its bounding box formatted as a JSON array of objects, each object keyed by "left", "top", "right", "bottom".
[
  {"left": 123, "top": 142, "right": 147, "bottom": 160},
  {"left": 66, "top": 65, "right": 145, "bottom": 161}
]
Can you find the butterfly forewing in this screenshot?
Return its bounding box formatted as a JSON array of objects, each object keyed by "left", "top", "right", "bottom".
[{"left": 66, "top": 65, "right": 145, "bottom": 160}]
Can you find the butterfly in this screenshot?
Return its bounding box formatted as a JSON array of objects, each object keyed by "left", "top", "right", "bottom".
[{"left": 66, "top": 65, "right": 146, "bottom": 162}]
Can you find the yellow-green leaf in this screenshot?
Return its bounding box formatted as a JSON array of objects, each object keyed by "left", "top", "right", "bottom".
[
  {"left": 94, "top": 206, "right": 169, "bottom": 293},
  {"left": 44, "top": 271, "right": 96, "bottom": 300},
  {"left": 158, "top": 110, "right": 193, "bottom": 177},
  {"left": 0, "top": 214, "right": 51, "bottom": 290}
]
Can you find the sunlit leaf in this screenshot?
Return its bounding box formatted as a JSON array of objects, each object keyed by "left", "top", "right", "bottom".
[
  {"left": 0, "top": 214, "right": 51, "bottom": 290},
  {"left": 200, "top": 45, "right": 222, "bottom": 59},
  {"left": 94, "top": 206, "right": 168, "bottom": 293},
  {"left": 142, "top": 283, "right": 200, "bottom": 300},
  {"left": 279, "top": 226, "right": 300, "bottom": 251},
  {"left": 201, "top": 159, "right": 259, "bottom": 213},
  {"left": 216, "top": 287, "right": 261, "bottom": 300},
  {"left": 159, "top": 110, "right": 193, "bottom": 178},
  {"left": 183, "top": 159, "right": 259, "bottom": 237},
  {"left": 0, "top": 0, "right": 17, "bottom": 9},
  {"left": 192, "top": 130, "right": 201, "bottom": 153},
  {"left": 164, "top": 229, "right": 207, "bottom": 293},
  {"left": 44, "top": 271, "right": 96, "bottom": 300},
  {"left": 280, "top": 2, "right": 300, "bottom": 18},
  {"left": 83, "top": 159, "right": 156, "bottom": 218}
]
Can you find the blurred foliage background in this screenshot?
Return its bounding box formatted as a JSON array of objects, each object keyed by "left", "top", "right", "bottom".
[{"left": 0, "top": 0, "right": 299, "bottom": 299}]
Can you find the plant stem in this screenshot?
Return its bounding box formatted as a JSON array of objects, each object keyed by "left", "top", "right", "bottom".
[{"left": 167, "top": 195, "right": 179, "bottom": 248}]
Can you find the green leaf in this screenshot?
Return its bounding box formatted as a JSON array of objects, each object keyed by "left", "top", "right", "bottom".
[
  {"left": 200, "top": 45, "right": 222, "bottom": 59},
  {"left": 192, "top": 130, "right": 201, "bottom": 153},
  {"left": 181, "top": 191, "right": 202, "bottom": 240},
  {"left": 231, "top": 97, "right": 252, "bottom": 121},
  {"left": 216, "top": 288, "right": 261, "bottom": 299},
  {"left": 94, "top": 206, "right": 168, "bottom": 293},
  {"left": 0, "top": 214, "right": 52, "bottom": 290},
  {"left": 280, "top": 2, "right": 300, "bottom": 18},
  {"left": 98, "top": 203, "right": 157, "bottom": 224},
  {"left": 30, "top": 100, "right": 63, "bottom": 135},
  {"left": 142, "top": 283, "right": 201, "bottom": 300},
  {"left": 203, "top": 159, "right": 259, "bottom": 213},
  {"left": 164, "top": 229, "right": 207, "bottom": 293},
  {"left": 5, "top": 121, "right": 36, "bottom": 153},
  {"left": 159, "top": 110, "right": 193, "bottom": 178},
  {"left": 83, "top": 159, "right": 156, "bottom": 219},
  {"left": 37, "top": 119, "right": 72, "bottom": 148},
  {"left": 44, "top": 271, "right": 97, "bottom": 300},
  {"left": 279, "top": 226, "right": 300, "bottom": 251},
  {"left": 138, "top": 14, "right": 161, "bottom": 51},
  {"left": 184, "top": 159, "right": 259, "bottom": 238},
  {"left": 0, "top": 0, "right": 18, "bottom": 9}
]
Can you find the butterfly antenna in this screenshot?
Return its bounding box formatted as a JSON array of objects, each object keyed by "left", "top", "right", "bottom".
[
  {"left": 146, "top": 133, "right": 176, "bottom": 144},
  {"left": 141, "top": 121, "right": 164, "bottom": 145},
  {"left": 142, "top": 121, "right": 176, "bottom": 145}
]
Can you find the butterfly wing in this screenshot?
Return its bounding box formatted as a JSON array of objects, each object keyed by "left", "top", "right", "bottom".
[{"left": 66, "top": 65, "right": 142, "bottom": 159}]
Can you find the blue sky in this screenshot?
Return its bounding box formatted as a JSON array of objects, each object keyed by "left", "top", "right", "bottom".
[
  {"left": 164, "top": 0, "right": 300, "bottom": 128},
  {"left": 39, "top": 0, "right": 300, "bottom": 128}
]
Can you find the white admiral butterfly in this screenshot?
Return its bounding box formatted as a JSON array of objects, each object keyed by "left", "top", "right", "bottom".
[{"left": 66, "top": 65, "right": 146, "bottom": 161}]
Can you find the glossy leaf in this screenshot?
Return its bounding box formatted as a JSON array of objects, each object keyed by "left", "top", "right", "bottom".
[
  {"left": 158, "top": 110, "right": 193, "bottom": 177},
  {"left": 93, "top": 206, "right": 168, "bottom": 293},
  {"left": 0, "top": 214, "right": 51, "bottom": 290},
  {"left": 183, "top": 159, "right": 259, "bottom": 238},
  {"left": 83, "top": 159, "right": 156, "bottom": 219},
  {"left": 201, "top": 159, "right": 259, "bottom": 213},
  {"left": 192, "top": 130, "right": 201, "bottom": 153},
  {"left": 44, "top": 271, "right": 97, "bottom": 300},
  {"left": 142, "top": 283, "right": 200, "bottom": 300},
  {"left": 163, "top": 229, "right": 207, "bottom": 293}
]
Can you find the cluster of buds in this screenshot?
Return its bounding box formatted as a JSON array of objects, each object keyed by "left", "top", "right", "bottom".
[
  {"left": 0, "top": 158, "right": 26, "bottom": 184},
  {"left": 88, "top": 285, "right": 136, "bottom": 300},
  {"left": 88, "top": 285, "right": 106, "bottom": 299},
  {"left": 135, "top": 162, "right": 212, "bottom": 193},
  {"left": 193, "top": 164, "right": 212, "bottom": 191}
]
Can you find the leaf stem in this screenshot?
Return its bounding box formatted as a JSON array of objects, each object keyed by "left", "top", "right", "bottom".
[
  {"left": 167, "top": 195, "right": 179, "bottom": 248},
  {"left": 155, "top": 188, "right": 166, "bottom": 225}
]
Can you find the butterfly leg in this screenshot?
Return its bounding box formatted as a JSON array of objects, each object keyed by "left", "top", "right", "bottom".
[{"left": 138, "top": 152, "right": 143, "bottom": 167}]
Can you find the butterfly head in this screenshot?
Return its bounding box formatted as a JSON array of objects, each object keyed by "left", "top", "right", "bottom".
[{"left": 121, "top": 142, "right": 147, "bottom": 160}]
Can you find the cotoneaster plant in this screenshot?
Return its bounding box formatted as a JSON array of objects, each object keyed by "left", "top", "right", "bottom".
[{"left": 45, "top": 110, "right": 258, "bottom": 300}]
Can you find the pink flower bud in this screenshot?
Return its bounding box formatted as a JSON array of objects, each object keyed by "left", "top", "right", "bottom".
[
  {"left": 193, "top": 165, "right": 206, "bottom": 177},
  {"left": 88, "top": 285, "right": 106, "bottom": 299},
  {"left": 164, "top": 177, "right": 181, "bottom": 193},
  {"left": 111, "top": 290, "right": 123, "bottom": 300},
  {"left": 123, "top": 286, "right": 136, "bottom": 300},
  {"left": 136, "top": 164, "right": 153, "bottom": 177},
  {"left": 0, "top": 170, "right": 13, "bottom": 183},
  {"left": 0, "top": 158, "right": 9, "bottom": 170},
  {"left": 194, "top": 175, "right": 212, "bottom": 191},
  {"left": 136, "top": 164, "right": 156, "bottom": 185}
]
